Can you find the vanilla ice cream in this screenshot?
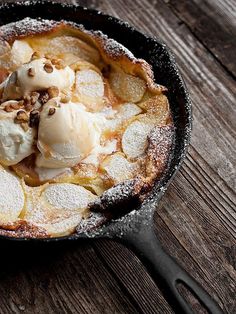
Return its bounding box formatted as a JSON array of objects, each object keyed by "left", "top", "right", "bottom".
[
  {"left": 2, "top": 58, "right": 75, "bottom": 101},
  {"left": 0, "top": 107, "right": 35, "bottom": 166},
  {"left": 36, "top": 100, "right": 104, "bottom": 168}
]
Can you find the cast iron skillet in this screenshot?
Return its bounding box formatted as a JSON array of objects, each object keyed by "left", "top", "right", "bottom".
[{"left": 0, "top": 1, "right": 223, "bottom": 313}]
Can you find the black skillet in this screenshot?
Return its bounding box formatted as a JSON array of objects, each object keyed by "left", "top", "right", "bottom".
[{"left": 0, "top": 1, "right": 223, "bottom": 313}]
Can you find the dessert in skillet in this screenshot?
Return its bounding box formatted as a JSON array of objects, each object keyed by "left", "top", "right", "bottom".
[{"left": 0, "top": 18, "right": 174, "bottom": 238}]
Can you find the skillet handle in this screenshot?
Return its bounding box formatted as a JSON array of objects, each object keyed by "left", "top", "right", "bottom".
[{"left": 120, "top": 226, "right": 223, "bottom": 314}]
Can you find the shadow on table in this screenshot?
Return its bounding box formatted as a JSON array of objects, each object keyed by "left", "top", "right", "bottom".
[{"left": 0, "top": 239, "right": 89, "bottom": 277}]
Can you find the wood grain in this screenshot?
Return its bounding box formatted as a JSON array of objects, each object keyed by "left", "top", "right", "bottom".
[
  {"left": 0, "top": 242, "right": 140, "bottom": 314},
  {"left": 167, "top": 0, "right": 236, "bottom": 78},
  {"left": 0, "top": 0, "right": 235, "bottom": 314}
]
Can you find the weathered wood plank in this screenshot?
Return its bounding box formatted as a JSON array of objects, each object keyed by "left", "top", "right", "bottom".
[
  {"left": 166, "top": 0, "right": 236, "bottom": 77},
  {"left": 0, "top": 242, "right": 139, "bottom": 314},
  {"left": 0, "top": 0, "right": 235, "bottom": 314},
  {"left": 93, "top": 241, "right": 174, "bottom": 314},
  {"left": 156, "top": 168, "right": 236, "bottom": 313}
]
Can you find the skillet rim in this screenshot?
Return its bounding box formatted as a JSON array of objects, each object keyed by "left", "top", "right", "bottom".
[{"left": 0, "top": 0, "right": 192, "bottom": 242}]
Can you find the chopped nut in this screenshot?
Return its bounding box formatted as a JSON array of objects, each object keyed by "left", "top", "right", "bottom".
[
  {"left": 29, "top": 110, "right": 40, "bottom": 128},
  {"left": 31, "top": 97, "right": 37, "bottom": 105},
  {"left": 24, "top": 103, "right": 33, "bottom": 112},
  {"left": 16, "top": 110, "right": 28, "bottom": 122},
  {"left": 45, "top": 53, "right": 53, "bottom": 60},
  {"left": 61, "top": 94, "right": 71, "bottom": 103},
  {"left": 23, "top": 95, "right": 31, "bottom": 104},
  {"left": 48, "top": 107, "right": 56, "bottom": 116},
  {"left": 4, "top": 101, "right": 23, "bottom": 112},
  {"left": 21, "top": 123, "right": 29, "bottom": 132},
  {"left": 51, "top": 58, "right": 59, "bottom": 65},
  {"left": 55, "top": 64, "right": 64, "bottom": 70},
  {"left": 28, "top": 68, "right": 36, "bottom": 77},
  {"left": 24, "top": 95, "right": 31, "bottom": 101},
  {"left": 31, "top": 91, "right": 40, "bottom": 97},
  {"left": 31, "top": 51, "right": 40, "bottom": 60},
  {"left": 23, "top": 96, "right": 33, "bottom": 111},
  {"left": 51, "top": 58, "right": 65, "bottom": 69},
  {"left": 44, "top": 63, "right": 53, "bottom": 73},
  {"left": 48, "top": 86, "right": 59, "bottom": 99},
  {"left": 31, "top": 92, "right": 40, "bottom": 105},
  {"left": 10, "top": 102, "right": 21, "bottom": 110},
  {"left": 39, "top": 91, "right": 50, "bottom": 105},
  {"left": 4, "top": 104, "right": 14, "bottom": 112},
  {"left": 18, "top": 100, "right": 25, "bottom": 107}
]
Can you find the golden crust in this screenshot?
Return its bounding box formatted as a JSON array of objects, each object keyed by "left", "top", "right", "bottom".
[
  {"left": 0, "top": 220, "right": 48, "bottom": 238},
  {"left": 145, "top": 125, "right": 174, "bottom": 183},
  {"left": 0, "top": 18, "right": 166, "bottom": 93}
]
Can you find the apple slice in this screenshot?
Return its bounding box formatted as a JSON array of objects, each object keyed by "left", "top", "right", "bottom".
[
  {"left": 23, "top": 183, "right": 96, "bottom": 237},
  {"left": 75, "top": 69, "right": 104, "bottom": 110},
  {"left": 31, "top": 36, "right": 100, "bottom": 65},
  {"left": 118, "top": 103, "right": 142, "bottom": 120},
  {"left": 138, "top": 94, "right": 171, "bottom": 125},
  {"left": 101, "top": 153, "right": 139, "bottom": 184},
  {"left": 0, "top": 40, "right": 11, "bottom": 69},
  {"left": 43, "top": 183, "right": 96, "bottom": 210},
  {"left": 0, "top": 40, "right": 10, "bottom": 57},
  {"left": 109, "top": 70, "right": 146, "bottom": 103},
  {"left": 11, "top": 40, "right": 33, "bottom": 68},
  {"left": 122, "top": 120, "right": 154, "bottom": 159},
  {"left": 0, "top": 167, "right": 25, "bottom": 225}
]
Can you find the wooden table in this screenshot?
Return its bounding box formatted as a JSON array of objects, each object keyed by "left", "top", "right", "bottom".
[{"left": 0, "top": 1, "right": 235, "bottom": 313}]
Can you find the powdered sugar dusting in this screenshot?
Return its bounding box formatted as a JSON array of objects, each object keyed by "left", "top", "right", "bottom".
[
  {"left": 0, "top": 169, "right": 24, "bottom": 223},
  {"left": 102, "top": 153, "right": 139, "bottom": 184},
  {"left": 94, "top": 32, "right": 135, "bottom": 61},
  {"left": 44, "top": 183, "right": 96, "bottom": 210},
  {"left": 76, "top": 69, "right": 104, "bottom": 98},
  {"left": 89, "top": 178, "right": 142, "bottom": 212},
  {"left": 122, "top": 120, "right": 154, "bottom": 158},
  {"left": 147, "top": 125, "right": 174, "bottom": 162},
  {"left": 77, "top": 212, "right": 108, "bottom": 234},
  {"left": 118, "top": 103, "right": 142, "bottom": 120},
  {"left": 0, "top": 17, "right": 138, "bottom": 63},
  {"left": 0, "top": 17, "right": 59, "bottom": 41}
]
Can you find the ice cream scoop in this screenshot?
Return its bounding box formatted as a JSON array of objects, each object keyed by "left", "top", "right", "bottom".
[
  {"left": 0, "top": 106, "right": 35, "bottom": 165},
  {"left": 2, "top": 58, "right": 75, "bottom": 101},
  {"left": 36, "top": 100, "right": 104, "bottom": 168}
]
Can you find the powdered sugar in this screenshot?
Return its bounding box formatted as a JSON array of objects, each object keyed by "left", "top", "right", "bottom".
[
  {"left": 44, "top": 183, "right": 96, "bottom": 210},
  {"left": 23, "top": 183, "right": 96, "bottom": 237},
  {"left": 89, "top": 178, "right": 142, "bottom": 212},
  {"left": 118, "top": 103, "right": 142, "bottom": 120},
  {"left": 0, "top": 168, "right": 24, "bottom": 224},
  {"left": 110, "top": 71, "right": 147, "bottom": 103},
  {"left": 97, "top": 34, "right": 135, "bottom": 61},
  {"left": 76, "top": 69, "right": 104, "bottom": 98},
  {"left": 0, "top": 17, "right": 138, "bottom": 63},
  {"left": 0, "top": 40, "right": 10, "bottom": 56},
  {"left": 122, "top": 120, "right": 154, "bottom": 158},
  {"left": 0, "top": 17, "right": 59, "bottom": 41},
  {"left": 101, "top": 153, "right": 139, "bottom": 184}
]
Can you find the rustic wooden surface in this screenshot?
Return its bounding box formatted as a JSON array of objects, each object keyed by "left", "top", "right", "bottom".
[{"left": 0, "top": 0, "right": 235, "bottom": 313}]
